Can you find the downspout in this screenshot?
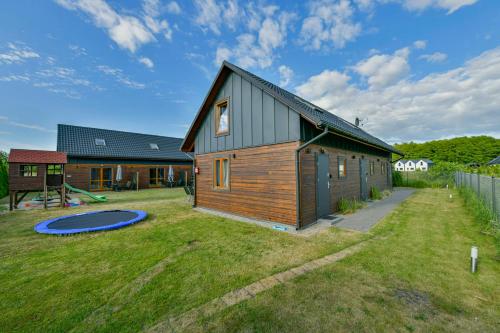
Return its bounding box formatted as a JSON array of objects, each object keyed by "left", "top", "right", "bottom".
[
  {"left": 184, "top": 152, "right": 195, "bottom": 207},
  {"left": 295, "top": 126, "right": 329, "bottom": 230}
]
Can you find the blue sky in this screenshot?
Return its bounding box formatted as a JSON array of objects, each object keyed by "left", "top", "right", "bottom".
[{"left": 0, "top": 0, "right": 499, "bottom": 152}]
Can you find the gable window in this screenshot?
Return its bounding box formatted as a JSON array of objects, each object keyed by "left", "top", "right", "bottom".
[
  {"left": 20, "top": 165, "right": 37, "bottom": 177},
  {"left": 47, "top": 164, "right": 63, "bottom": 175},
  {"left": 370, "top": 161, "right": 375, "bottom": 175},
  {"left": 213, "top": 157, "right": 229, "bottom": 189},
  {"left": 338, "top": 156, "right": 347, "bottom": 178},
  {"left": 95, "top": 138, "right": 106, "bottom": 146},
  {"left": 149, "top": 168, "right": 165, "bottom": 186},
  {"left": 215, "top": 98, "right": 229, "bottom": 136}
]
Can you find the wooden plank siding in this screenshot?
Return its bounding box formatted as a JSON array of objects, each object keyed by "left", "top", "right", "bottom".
[
  {"left": 9, "top": 163, "right": 46, "bottom": 191},
  {"left": 299, "top": 144, "right": 392, "bottom": 227},
  {"left": 65, "top": 163, "right": 192, "bottom": 191},
  {"left": 195, "top": 142, "right": 299, "bottom": 225}
]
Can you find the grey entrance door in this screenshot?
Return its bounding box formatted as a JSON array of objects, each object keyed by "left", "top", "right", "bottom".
[
  {"left": 316, "top": 153, "right": 330, "bottom": 218},
  {"left": 360, "top": 159, "right": 368, "bottom": 200}
]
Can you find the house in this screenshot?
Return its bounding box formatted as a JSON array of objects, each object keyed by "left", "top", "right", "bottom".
[
  {"left": 181, "top": 61, "right": 402, "bottom": 229},
  {"left": 404, "top": 160, "right": 416, "bottom": 171},
  {"left": 487, "top": 156, "right": 500, "bottom": 165},
  {"left": 57, "top": 124, "right": 192, "bottom": 191},
  {"left": 8, "top": 149, "right": 67, "bottom": 210},
  {"left": 415, "top": 159, "right": 433, "bottom": 171},
  {"left": 394, "top": 160, "right": 406, "bottom": 171}
]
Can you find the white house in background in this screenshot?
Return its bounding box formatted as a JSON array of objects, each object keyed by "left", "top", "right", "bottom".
[
  {"left": 405, "top": 160, "right": 416, "bottom": 171},
  {"left": 395, "top": 160, "right": 406, "bottom": 171},
  {"left": 394, "top": 159, "right": 434, "bottom": 171},
  {"left": 416, "top": 159, "right": 434, "bottom": 171}
]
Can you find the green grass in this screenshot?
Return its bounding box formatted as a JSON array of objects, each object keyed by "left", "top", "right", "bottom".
[
  {"left": 338, "top": 197, "right": 365, "bottom": 214},
  {"left": 198, "top": 189, "right": 500, "bottom": 332},
  {"left": 0, "top": 188, "right": 365, "bottom": 333}
]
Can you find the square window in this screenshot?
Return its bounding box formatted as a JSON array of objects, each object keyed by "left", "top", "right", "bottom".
[
  {"left": 47, "top": 164, "right": 63, "bottom": 175},
  {"left": 214, "top": 157, "right": 229, "bottom": 189},
  {"left": 20, "top": 165, "right": 38, "bottom": 177},
  {"left": 215, "top": 99, "right": 229, "bottom": 135}
]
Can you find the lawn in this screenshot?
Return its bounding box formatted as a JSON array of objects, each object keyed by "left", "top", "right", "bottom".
[
  {"left": 198, "top": 189, "right": 500, "bottom": 332},
  {"left": 0, "top": 188, "right": 364, "bottom": 333},
  {"left": 1, "top": 188, "right": 498, "bottom": 332}
]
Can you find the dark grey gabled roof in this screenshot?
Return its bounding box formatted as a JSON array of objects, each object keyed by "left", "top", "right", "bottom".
[
  {"left": 487, "top": 156, "right": 500, "bottom": 165},
  {"left": 57, "top": 124, "right": 192, "bottom": 161},
  {"left": 182, "top": 61, "right": 401, "bottom": 155}
]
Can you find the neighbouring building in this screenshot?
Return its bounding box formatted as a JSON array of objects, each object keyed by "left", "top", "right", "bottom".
[
  {"left": 181, "top": 61, "right": 402, "bottom": 229},
  {"left": 57, "top": 124, "right": 193, "bottom": 191},
  {"left": 487, "top": 156, "right": 500, "bottom": 165},
  {"left": 394, "top": 159, "right": 434, "bottom": 172}
]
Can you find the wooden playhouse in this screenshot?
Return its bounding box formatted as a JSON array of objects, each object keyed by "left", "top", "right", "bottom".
[{"left": 8, "top": 149, "right": 67, "bottom": 210}]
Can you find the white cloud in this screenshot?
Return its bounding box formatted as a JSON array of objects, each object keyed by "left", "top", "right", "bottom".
[
  {"left": 0, "top": 75, "right": 30, "bottom": 82},
  {"left": 400, "top": 0, "right": 478, "bottom": 14},
  {"left": 142, "top": 0, "right": 173, "bottom": 41},
  {"left": 194, "top": 0, "right": 239, "bottom": 35},
  {"left": 420, "top": 52, "right": 448, "bottom": 63},
  {"left": 353, "top": 47, "right": 410, "bottom": 89},
  {"left": 68, "top": 44, "right": 87, "bottom": 56},
  {"left": 55, "top": 0, "right": 173, "bottom": 52},
  {"left": 9, "top": 121, "right": 57, "bottom": 133},
  {"left": 299, "top": 0, "right": 362, "bottom": 50},
  {"left": 278, "top": 65, "right": 294, "bottom": 87},
  {"left": 214, "top": 6, "right": 296, "bottom": 69},
  {"left": 97, "top": 65, "right": 145, "bottom": 89},
  {"left": 0, "top": 42, "right": 40, "bottom": 64},
  {"left": 139, "top": 56, "right": 154, "bottom": 68},
  {"left": 166, "top": 1, "right": 181, "bottom": 14},
  {"left": 294, "top": 47, "right": 500, "bottom": 143},
  {"left": 413, "top": 40, "right": 427, "bottom": 49}
]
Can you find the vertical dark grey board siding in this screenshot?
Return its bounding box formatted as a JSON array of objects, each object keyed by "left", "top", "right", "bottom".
[
  {"left": 204, "top": 115, "right": 210, "bottom": 153},
  {"left": 225, "top": 73, "right": 234, "bottom": 150},
  {"left": 232, "top": 73, "right": 243, "bottom": 149},
  {"left": 275, "top": 100, "right": 289, "bottom": 142},
  {"left": 288, "top": 108, "right": 300, "bottom": 140},
  {"left": 210, "top": 106, "right": 217, "bottom": 152},
  {"left": 192, "top": 71, "right": 301, "bottom": 154},
  {"left": 262, "top": 92, "right": 275, "bottom": 144},
  {"left": 242, "top": 78, "right": 252, "bottom": 147},
  {"left": 251, "top": 84, "right": 263, "bottom": 145}
]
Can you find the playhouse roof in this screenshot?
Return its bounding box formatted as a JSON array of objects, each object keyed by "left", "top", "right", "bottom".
[{"left": 8, "top": 149, "right": 67, "bottom": 164}]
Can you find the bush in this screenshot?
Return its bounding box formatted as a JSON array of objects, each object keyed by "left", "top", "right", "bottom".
[
  {"left": 370, "top": 186, "right": 382, "bottom": 200},
  {"left": 458, "top": 186, "right": 499, "bottom": 258},
  {"left": 338, "top": 197, "right": 364, "bottom": 214},
  {"left": 0, "top": 151, "right": 8, "bottom": 198},
  {"left": 392, "top": 170, "right": 403, "bottom": 186}
]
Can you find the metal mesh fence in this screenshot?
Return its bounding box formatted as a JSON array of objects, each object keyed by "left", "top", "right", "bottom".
[{"left": 455, "top": 171, "right": 499, "bottom": 220}]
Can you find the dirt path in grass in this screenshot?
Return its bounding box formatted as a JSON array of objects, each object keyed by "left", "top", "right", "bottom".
[{"left": 143, "top": 235, "right": 386, "bottom": 333}]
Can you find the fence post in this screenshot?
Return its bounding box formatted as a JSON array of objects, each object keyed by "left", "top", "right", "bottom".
[
  {"left": 493, "top": 176, "right": 497, "bottom": 215},
  {"left": 477, "top": 172, "right": 480, "bottom": 196}
]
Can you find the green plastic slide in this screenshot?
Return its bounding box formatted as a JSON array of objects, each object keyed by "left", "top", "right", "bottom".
[{"left": 64, "top": 183, "right": 108, "bottom": 202}]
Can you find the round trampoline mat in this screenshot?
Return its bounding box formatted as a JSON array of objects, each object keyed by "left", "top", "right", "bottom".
[{"left": 34, "top": 210, "right": 147, "bottom": 235}]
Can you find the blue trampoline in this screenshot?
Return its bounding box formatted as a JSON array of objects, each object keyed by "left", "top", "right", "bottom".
[{"left": 34, "top": 210, "right": 147, "bottom": 235}]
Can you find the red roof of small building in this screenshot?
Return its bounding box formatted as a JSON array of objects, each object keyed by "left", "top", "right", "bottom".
[{"left": 8, "top": 149, "right": 67, "bottom": 164}]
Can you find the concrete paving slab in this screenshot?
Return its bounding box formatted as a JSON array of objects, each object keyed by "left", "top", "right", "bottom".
[{"left": 333, "top": 188, "right": 415, "bottom": 232}]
